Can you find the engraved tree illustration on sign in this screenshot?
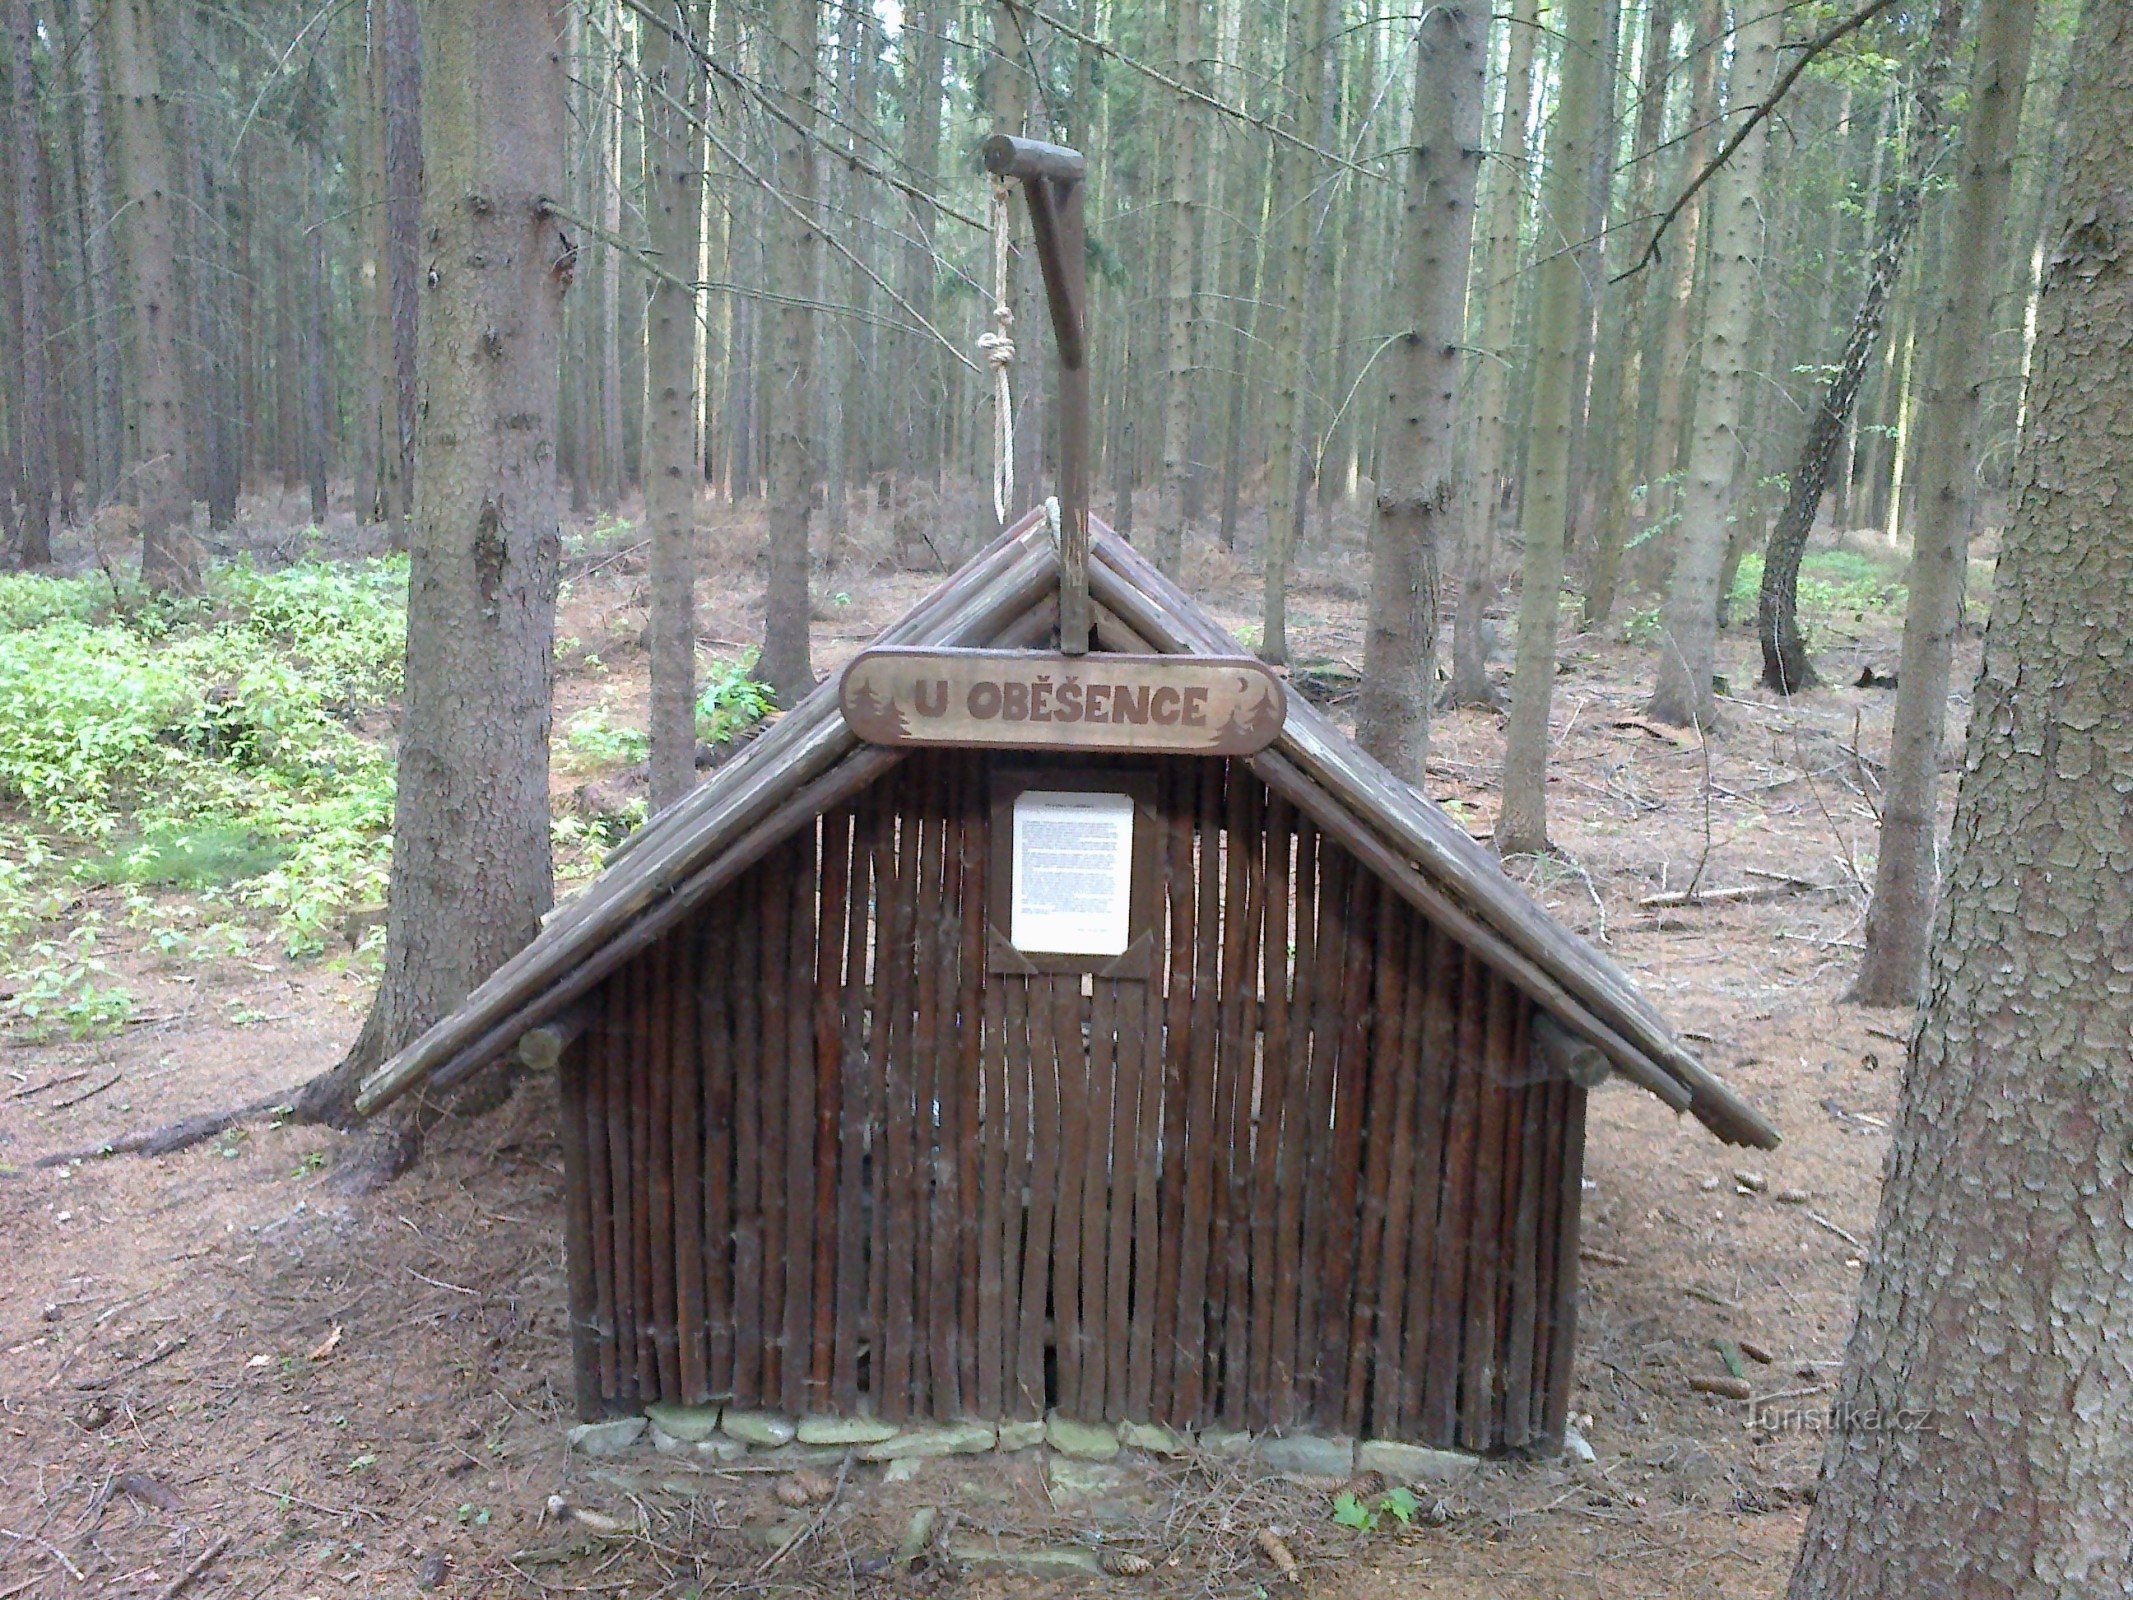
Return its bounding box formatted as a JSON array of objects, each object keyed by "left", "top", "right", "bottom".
[{"left": 843, "top": 670, "right": 909, "bottom": 741}]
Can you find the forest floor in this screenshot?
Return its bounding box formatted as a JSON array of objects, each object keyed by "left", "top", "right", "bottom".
[{"left": 0, "top": 488, "right": 1966, "bottom": 1599}]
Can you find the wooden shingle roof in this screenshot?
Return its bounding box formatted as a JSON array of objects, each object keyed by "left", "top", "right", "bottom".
[{"left": 356, "top": 510, "right": 1778, "bottom": 1149}]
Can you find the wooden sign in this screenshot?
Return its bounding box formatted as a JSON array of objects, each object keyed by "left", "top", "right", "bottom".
[{"left": 840, "top": 647, "right": 1285, "bottom": 756}]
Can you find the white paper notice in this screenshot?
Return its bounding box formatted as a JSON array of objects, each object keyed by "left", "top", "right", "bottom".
[{"left": 1010, "top": 790, "right": 1135, "bottom": 955}]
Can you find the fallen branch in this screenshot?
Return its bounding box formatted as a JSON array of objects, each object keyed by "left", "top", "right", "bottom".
[
  {"left": 1636, "top": 876, "right": 1841, "bottom": 908},
  {"left": 1810, "top": 1212, "right": 1868, "bottom": 1251},
  {"left": 50, "top": 1071, "right": 123, "bottom": 1111},
  {"left": 76, "top": 1334, "right": 191, "bottom": 1391},
  {"left": 33, "top": 1088, "right": 299, "bottom": 1168},
  {"left": 153, "top": 1533, "right": 230, "bottom": 1600},
  {"left": 755, "top": 1452, "right": 853, "bottom": 1575}
]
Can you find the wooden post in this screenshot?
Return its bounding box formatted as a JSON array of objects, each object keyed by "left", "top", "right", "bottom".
[{"left": 980, "top": 134, "right": 1091, "bottom": 655}]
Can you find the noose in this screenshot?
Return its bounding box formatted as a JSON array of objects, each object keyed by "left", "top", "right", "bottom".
[{"left": 977, "top": 181, "right": 1016, "bottom": 527}]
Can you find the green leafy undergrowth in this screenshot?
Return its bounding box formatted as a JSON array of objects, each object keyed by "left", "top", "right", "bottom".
[
  {"left": 1331, "top": 1485, "right": 1422, "bottom": 1533},
  {"left": 1727, "top": 547, "right": 1906, "bottom": 642},
  {"left": 0, "top": 558, "right": 406, "bottom": 996}
]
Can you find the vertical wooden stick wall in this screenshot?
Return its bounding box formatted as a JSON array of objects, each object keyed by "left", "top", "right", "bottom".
[{"left": 561, "top": 750, "right": 1587, "bottom": 1451}]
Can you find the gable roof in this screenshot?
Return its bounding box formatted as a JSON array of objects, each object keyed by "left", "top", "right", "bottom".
[{"left": 356, "top": 509, "right": 1778, "bottom": 1150}]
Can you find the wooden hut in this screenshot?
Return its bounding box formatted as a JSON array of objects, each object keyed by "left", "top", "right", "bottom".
[{"left": 357, "top": 512, "right": 1777, "bottom": 1460}]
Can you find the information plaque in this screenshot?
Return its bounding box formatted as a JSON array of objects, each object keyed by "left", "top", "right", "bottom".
[{"left": 1009, "top": 790, "right": 1135, "bottom": 956}]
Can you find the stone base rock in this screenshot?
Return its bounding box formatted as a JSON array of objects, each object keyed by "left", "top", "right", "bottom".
[
  {"left": 567, "top": 1417, "right": 647, "bottom": 1457},
  {"left": 860, "top": 1421, "right": 997, "bottom": 1460},
  {"left": 797, "top": 1414, "right": 900, "bottom": 1446},
  {"left": 1045, "top": 1413, "right": 1120, "bottom": 1461},
  {"left": 1257, "top": 1433, "right": 1355, "bottom": 1477},
  {"left": 996, "top": 1419, "right": 1047, "bottom": 1451},
  {"left": 1118, "top": 1420, "right": 1192, "bottom": 1457},
  {"left": 721, "top": 1410, "right": 797, "bottom": 1448},
  {"left": 645, "top": 1402, "right": 723, "bottom": 1444},
  {"left": 1357, "top": 1439, "right": 1480, "bottom": 1481}
]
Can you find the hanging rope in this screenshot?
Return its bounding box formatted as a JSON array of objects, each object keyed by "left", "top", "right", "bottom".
[{"left": 977, "top": 181, "right": 1017, "bottom": 527}]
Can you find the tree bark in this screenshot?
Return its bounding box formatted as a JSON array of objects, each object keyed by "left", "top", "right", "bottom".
[
  {"left": 896, "top": 0, "right": 945, "bottom": 487},
  {"left": 1151, "top": 0, "right": 1199, "bottom": 575},
  {"left": 382, "top": 0, "right": 420, "bottom": 545},
  {"left": 1496, "top": 0, "right": 1605, "bottom": 855},
  {"left": 304, "top": 137, "right": 331, "bottom": 524},
  {"left": 1851, "top": 0, "right": 2036, "bottom": 1007},
  {"left": 756, "top": 0, "right": 817, "bottom": 706},
  {"left": 1637, "top": 0, "right": 1722, "bottom": 577},
  {"left": 1445, "top": 0, "right": 1538, "bottom": 711},
  {"left": 67, "top": 0, "right": 122, "bottom": 509},
  {"left": 1644, "top": 1, "right": 1780, "bottom": 729},
  {"left": 1758, "top": 1, "right": 1962, "bottom": 696},
  {"left": 1355, "top": 1, "right": 1484, "bottom": 780},
  {"left": 1786, "top": 13, "right": 2133, "bottom": 1589},
  {"left": 290, "top": 0, "right": 567, "bottom": 1177},
  {"left": 642, "top": 3, "right": 701, "bottom": 815},
  {"left": 1581, "top": 0, "right": 1673, "bottom": 628},
  {"left": 6, "top": 0, "right": 54, "bottom": 566},
  {"left": 106, "top": 0, "right": 201, "bottom": 591},
  {"left": 1257, "top": 0, "right": 1334, "bottom": 667}
]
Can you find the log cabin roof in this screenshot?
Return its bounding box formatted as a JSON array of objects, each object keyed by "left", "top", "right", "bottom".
[{"left": 355, "top": 509, "right": 1778, "bottom": 1149}]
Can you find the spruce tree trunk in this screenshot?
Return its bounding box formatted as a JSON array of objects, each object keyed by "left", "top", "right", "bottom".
[
  {"left": 1257, "top": 0, "right": 1333, "bottom": 667},
  {"left": 896, "top": 0, "right": 945, "bottom": 487},
  {"left": 290, "top": 0, "right": 567, "bottom": 1172},
  {"left": 1355, "top": 0, "right": 1484, "bottom": 781},
  {"left": 757, "top": 0, "right": 817, "bottom": 706},
  {"left": 304, "top": 139, "right": 331, "bottom": 524},
  {"left": 1851, "top": 0, "right": 2036, "bottom": 1007},
  {"left": 1152, "top": 0, "right": 1199, "bottom": 575},
  {"left": 1644, "top": 1, "right": 1780, "bottom": 728},
  {"left": 1582, "top": 0, "right": 1672, "bottom": 628},
  {"left": 1445, "top": 0, "right": 1537, "bottom": 711},
  {"left": 1787, "top": 15, "right": 2133, "bottom": 1589},
  {"left": 5, "top": 0, "right": 53, "bottom": 566},
  {"left": 382, "top": 0, "right": 420, "bottom": 545},
  {"left": 1495, "top": 0, "right": 1604, "bottom": 855},
  {"left": 1638, "top": 0, "right": 1722, "bottom": 578},
  {"left": 1757, "top": 1, "right": 1961, "bottom": 697},
  {"left": 107, "top": 0, "right": 201, "bottom": 591},
  {"left": 642, "top": 4, "right": 701, "bottom": 814},
  {"left": 67, "top": 0, "right": 123, "bottom": 509}
]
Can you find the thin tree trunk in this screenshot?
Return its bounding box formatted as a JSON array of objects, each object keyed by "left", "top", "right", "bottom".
[
  {"left": 1496, "top": 0, "right": 1606, "bottom": 854},
  {"left": 1786, "top": 16, "right": 2133, "bottom": 1589},
  {"left": 1582, "top": 0, "right": 1673, "bottom": 628},
  {"left": 596, "top": 34, "right": 624, "bottom": 510},
  {"left": 1258, "top": 0, "right": 1335, "bottom": 666},
  {"left": 1355, "top": 0, "right": 1484, "bottom": 779},
  {"left": 107, "top": 0, "right": 200, "bottom": 591},
  {"left": 642, "top": 1, "right": 702, "bottom": 814},
  {"left": 1446, "top": 0, "right": 1538, "bottom": 710},
  {"left": 1643, "top": 1, "right": 1781, "bottom": 729},
  {"left": 1152, "top": 0, "right": 1199, "bottom": 574},
  {"left": 68, "top": 0, "right": 122, "bottom": 509},
  {"left": 5, "top": 0, "right": 53, "bottom": 565},
  {"left": 1851, "top": 0, "right": 2036, "bottom": 1007},
  {"left": 897, "top": 0, "right": 945, "bottom": 487},
  {"left": 383, "top": 0, "right": 419, "bottom": 545},
  {"left": 757, "top": 0, "right": 817, "bottom": 705},
  {"left": 1758, "top": 2, "right": 1961, "bottom": 696},
  {"left": 305, "top": 139, "right": 330, "bottom": 524},
  {"left": 1638, "top": 0, "right": 1722, "bottom": 571},
  {"left": 291, "top": 0, "right": 568, "bottom": 1177}
]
